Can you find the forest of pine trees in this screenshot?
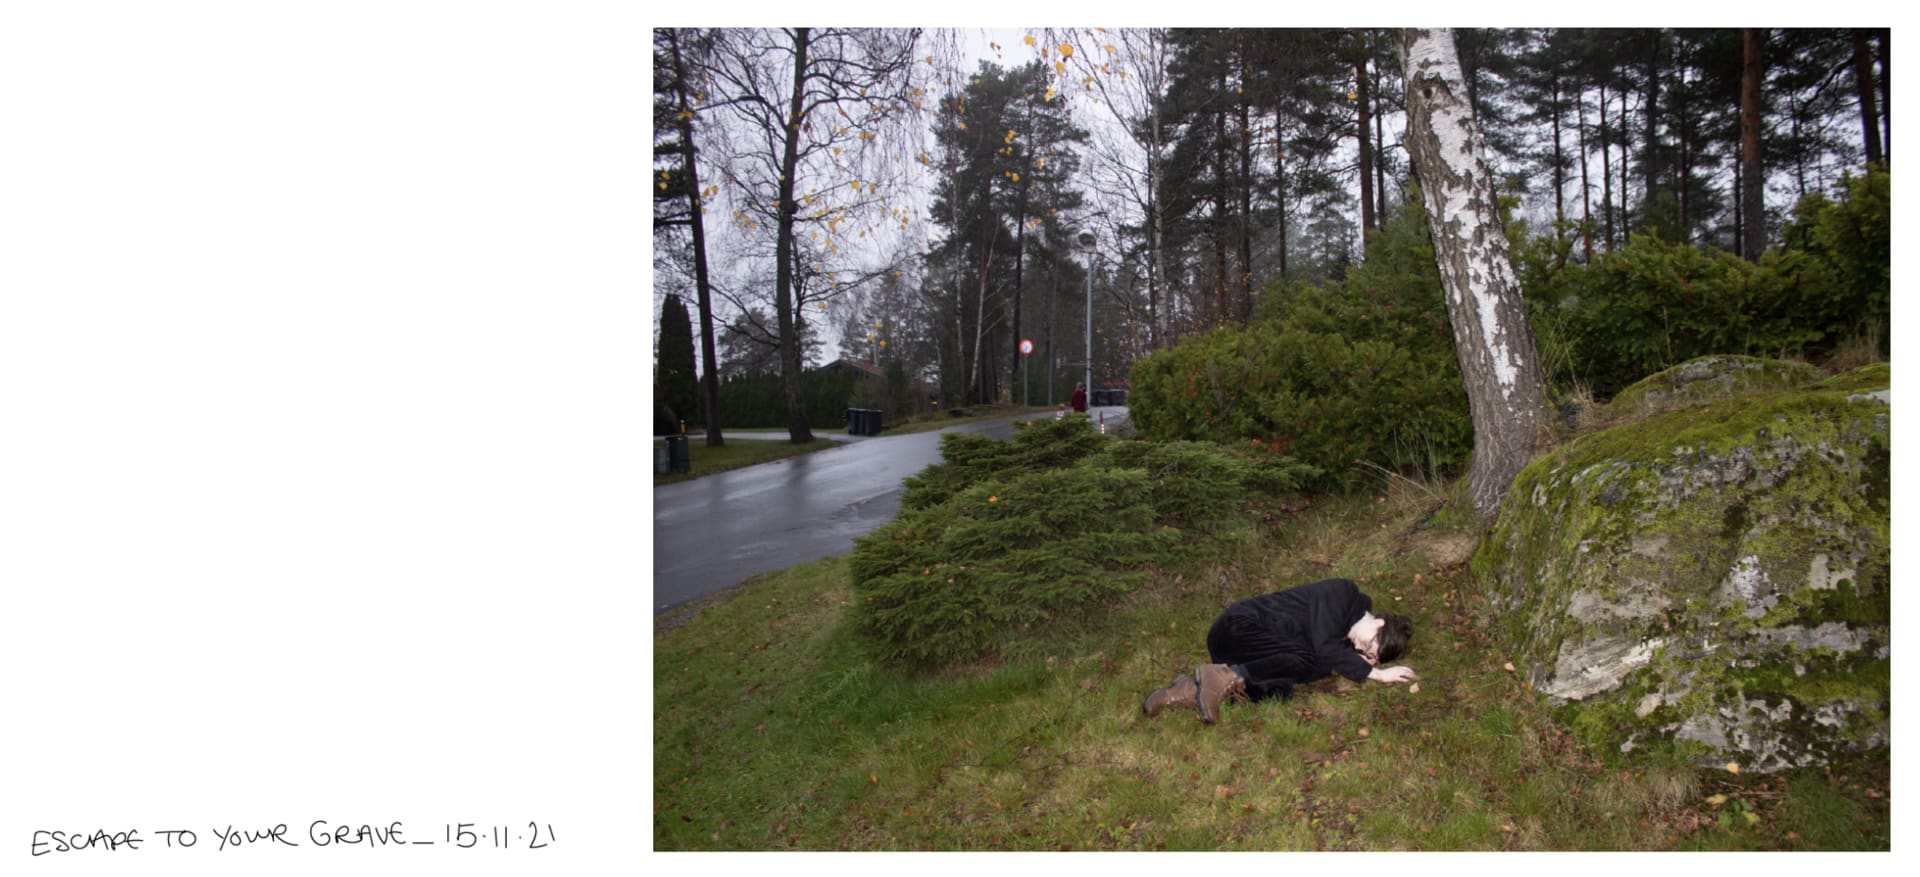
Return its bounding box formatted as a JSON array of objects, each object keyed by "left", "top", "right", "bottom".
[{"left": 655, "top": 27, "right": 1888, "bottom": 432}]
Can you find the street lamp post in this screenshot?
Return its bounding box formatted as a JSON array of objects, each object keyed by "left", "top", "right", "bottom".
[{"left": 1077, "top": 230, "right": 1096, "bottom": 405}]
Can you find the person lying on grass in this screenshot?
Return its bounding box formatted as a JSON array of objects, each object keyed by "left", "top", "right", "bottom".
[{"left": 1142, "top": 577, "right": 1416, "bottom": 723}]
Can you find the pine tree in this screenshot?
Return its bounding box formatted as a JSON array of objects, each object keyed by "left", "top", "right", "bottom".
[{"left": 657, "top": 293, "right": 698, "bottom": 434}]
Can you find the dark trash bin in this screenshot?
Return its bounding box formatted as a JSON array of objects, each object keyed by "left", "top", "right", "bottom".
[
  {"left": 848, "top": 408, "right": 883, "bottom": 435},
  {"left": 664, "top": 433, "right": 690, "bottom": 472}
]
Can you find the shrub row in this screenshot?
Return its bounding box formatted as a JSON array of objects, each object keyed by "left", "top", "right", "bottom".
[{"left": 848, "top": 416, "right": 1315, "bottom": 669}]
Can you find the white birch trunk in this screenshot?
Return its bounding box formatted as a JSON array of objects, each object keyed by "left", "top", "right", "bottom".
[{"left": 1396, "top": 28, "right": 1548, "bottom": 524}]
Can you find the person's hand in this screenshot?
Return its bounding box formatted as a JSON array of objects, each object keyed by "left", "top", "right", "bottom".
[{"left": 1368, "top": 665, "right": 1417, "bottom": 684}]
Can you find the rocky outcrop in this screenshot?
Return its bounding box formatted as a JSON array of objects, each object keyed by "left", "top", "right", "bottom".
[
  {"left": 1473, "top": 360, "right": 1888, "bottom": 772},
  {"left": 1605, "top": 354, "right": 1820, "bottom": 415}
]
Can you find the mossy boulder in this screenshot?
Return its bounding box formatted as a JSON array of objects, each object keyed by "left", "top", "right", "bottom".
[
  {"left": 1473, "top": 361, "right": 1889, "bottom": 772},
  {"left": 1605, "top": 354, "right": 1820, "bottom": 415}
]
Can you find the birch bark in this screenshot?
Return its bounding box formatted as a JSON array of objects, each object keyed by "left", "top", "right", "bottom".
[{"left": 1396, "top": 28, "right": 1548, "bottom": 524}]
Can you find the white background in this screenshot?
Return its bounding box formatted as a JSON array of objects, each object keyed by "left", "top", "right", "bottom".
[{"left": 3, "top": 2, "right": 644, "bottom": 873}]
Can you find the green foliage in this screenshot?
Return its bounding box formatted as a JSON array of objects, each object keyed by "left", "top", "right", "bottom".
[
  {"left": 848, "top": 417, "right": 1312, "bottom": 669},
  {"left": 897, "top": 414, "right": 1109, "bottom": 510},
  {"left": 1104, "top": 439, "right": 1318, "bottom": 528},
  {"left": 1130, "top": 201, "right": 1471, "bottom": 490},
  {"left": 700, "top": 367, "right": 860, "bottom": 430},
  {"left": 1520, "top": 168, "right": 1890, "bottom": 401},
  {"left": 1779, "top": 167, "right": 1890, "bottom": 350},
  {"left": 1523, "top": 234, "right": 1826, "bottom": 399},
  {"left": 656, "top": 293, "right": 699, "bottom": 433}
]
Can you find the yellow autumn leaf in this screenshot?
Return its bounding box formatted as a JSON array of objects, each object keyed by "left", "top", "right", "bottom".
[
  {"left": 1023, "top": 34, "right": 1035, "bottom": 46},
  {"left": 1059, "top": 44, "right": 1073, "bottom": 58},
  {"left": 1705, "top": 794, "right": 1729, "bottom": 806},
  {"left": 1725, "top": 762, "right": 1742, "bottom": 774}
]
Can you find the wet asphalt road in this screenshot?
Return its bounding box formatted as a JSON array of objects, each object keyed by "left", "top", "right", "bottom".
[{"left": 651, "top": 408, "right": 1129, "bottom": 615}]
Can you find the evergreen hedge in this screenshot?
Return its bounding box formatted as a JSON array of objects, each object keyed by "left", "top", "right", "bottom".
[{"left": 848, "top": 417, "right": 1315, "bottom": 669}]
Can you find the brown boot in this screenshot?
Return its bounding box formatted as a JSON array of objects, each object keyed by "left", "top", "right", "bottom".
[
  {"left": 1194, "top": 663, "right": 1246, "bottom": 724},
  {"left": 1142, "top": 672, "right": 1199, "bottom": 717}
]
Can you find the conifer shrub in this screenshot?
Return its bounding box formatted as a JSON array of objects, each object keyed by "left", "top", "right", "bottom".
[
  {"left": 1126, "top": 200, "right": 1472, "bottom": 491},
  {"left": 698, "top": 367, "right": 861, "bottom": 429},
  {"left": 896, "top": 414, "right": 1107, "bottom": 510},
  {"left": 849, "top": 418, "right": 1314, "bottom": 669},
  {"left": 1520, "top": 167, "right": 1890, "bottom": 401}
]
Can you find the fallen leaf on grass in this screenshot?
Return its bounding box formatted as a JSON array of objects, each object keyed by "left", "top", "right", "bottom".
[
  {"left": 1705, "top": 794, "right": 1729, "bottom": 806},
  {"left": 1504, "top": 662, "right": 1516, "bottom": 673},
  {"left": 1725, "top": 762, "right": 1742, "bottom": 775},
  {"left": 1408, "top": 682, "right": 1420, "bottom": 694}
]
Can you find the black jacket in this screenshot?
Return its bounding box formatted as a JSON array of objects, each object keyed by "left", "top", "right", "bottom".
[{"left": 1222, "top": 577, "right": 1374, "bottom": 684}]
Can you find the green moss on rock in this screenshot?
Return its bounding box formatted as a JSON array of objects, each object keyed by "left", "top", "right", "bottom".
[
  {"left": 1474, "top": 360, "right": 1889, "bottom": 772},
  {"left": 1604, "top": 354, "right": 1819, "bottom": 416}
]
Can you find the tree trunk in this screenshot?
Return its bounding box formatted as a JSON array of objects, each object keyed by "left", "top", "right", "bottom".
[
  {"left": 1619, "top": 86, "right": 1629, "bottom": 240},
  {"left": 1852, "top": 29, "right": 1883, "bottom": 166},
  {"left": 1598, "top": 82, "right": 1615, "bottom": 252},
  {"left": 775, "top": 28, "right": 815, "bottom": 444},
  {"left": 665, "top": 30, "right": 725, "bottom": 447},
  {"left": 1374, "top": 67, "right": 1390, "bottom": 228},
  {"left": 1010, "top": 171, "right": 1028, "bottom": 399},
  {"left": 1353, "top": 30, "right": 1376, "bottom": 250},
  {"left": 1875, "top": 29, "right": 1889, "bottom": 164},
  {"left": 1397, "top": 27, "right": 1549, "bottom": 525},
  {"left": 1149, "top": 70, "right": 1167, "bottom": 349},
  {"left": 1549, "top": 78, "right": 1566, "bottom": 257},
  {"left": 1212, "top": 73, "right": 1230, "bottom": 325},
  {"left": 1641, "top": 32, "right": 1661, "bottom": 223},
  {"left": 1274, "top": 112, "right": 1290, "bottom": 280},
  {"left": 1237, "top": 89, "right": 1254, "bottom": 321},
  {"left": 1741, "top": 28, "right": 1767, "bottom": 261},
  {"left": 1576, "top": 88, "right": 1593, "bottom": 262}
]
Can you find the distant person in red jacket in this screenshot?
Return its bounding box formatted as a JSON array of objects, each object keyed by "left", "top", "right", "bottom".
[
  {"left": 1142, "top": 578, "right": 1417, "bottom": 723},
  {"left": 1071, "top": 382, "right": 1088, "bottom": 413}
]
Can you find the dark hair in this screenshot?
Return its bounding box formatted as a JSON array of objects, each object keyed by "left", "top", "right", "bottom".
[{"left": 1376, "top": 613, "right": 1414, "bottom": 663}]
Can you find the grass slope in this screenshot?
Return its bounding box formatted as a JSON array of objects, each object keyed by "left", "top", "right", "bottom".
[{"left": 652, "top": 475, "right": 1889, "bottom": 851}]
